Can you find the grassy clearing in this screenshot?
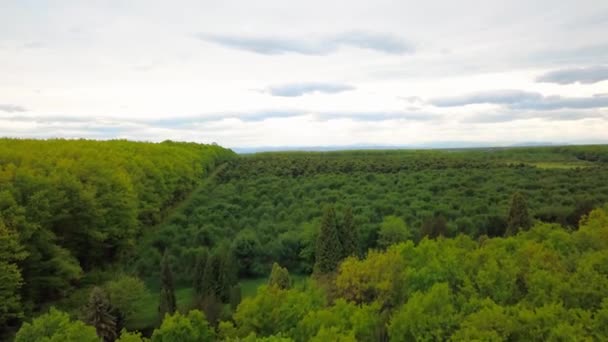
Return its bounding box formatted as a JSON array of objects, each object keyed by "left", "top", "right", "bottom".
[
  {"left": 130, "top": 275, "right": 308, "bottom": 331},
  {"left": 128, "top": 287, "right": 194, "bottom": 331},
  {"left": 530, "top": 161, "right": 593, "bottom": 169}
]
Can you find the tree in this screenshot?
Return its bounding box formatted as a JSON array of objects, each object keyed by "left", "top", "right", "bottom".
[
  {"left": 507, "top": 192, "right": 532, "bottom": 235},
  {"left": 388, "top": 283, "right": 458, "bottom": 341},
  {"left": 232, "top": 229, "right": 262, "bottom": 277},
  {"left": 15, "top": 308, "right": 98, "bottom": 342},
  {"left": 268, "top": 262, "right": 291, "bottom": 290},
  {"left": 83, "top": 287, "right": 117, "bottom": 342},
  {"left": 0, "top": 221, "right": 27, "bottom": 330},
  {"left": 377, "top": 215, "right": 411, "bottom": 249},
  {"left": 151, "top": 310, "right": 214, "bottom": 342},
  {"left": 201, "top": 252, "right": 221, "bottom": 298},
  {"left": 159, "top": 251, "right": 176, "bottom": 320},
  {"left": 105, "top": 275, "right": 149, "bottom": 325},
  {"left": 116, "top": 329, "right": 146, "bottom": 342},
  {"left": 217, "top": 245, "right": 238, "bottom": 301},
  {"left": 421, "top": 215, "right": 447, "bottom": 239},
  {"left": 315, "top": 206, "right": 343, "bottom": 274},
  {"left": 193, "top": 249, "right": 209, "bottom": 297},
  {"left": 338, "top": 207, "right": 358, "bottom": 258},
  {"left": 230, "top": 284, "right": 242, "bottom": 312}
]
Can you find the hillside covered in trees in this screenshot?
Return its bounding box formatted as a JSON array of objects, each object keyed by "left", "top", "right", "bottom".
[
  {"left": 2, "top": 141, "right": 608, "bottom": 341},
  {"left": 0, "top": 139, "right": 235, "bottom": 338}
]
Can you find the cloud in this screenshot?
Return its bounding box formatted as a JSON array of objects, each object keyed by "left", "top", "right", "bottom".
[
  {"left": 536, "top": 65, "right": 608, "bottom": 84},
  {"left": 152, "top": 110, "right": 307, "bottom": 127},
  {"left": 430, "top": 90, "right": 608, "bottom": 110},
  {"left": 195, "top": 31, "right": 413, "bottom": 55},
  {"left": 266, "top": 82, "right": 355, "bottom": 97},
  {"left": 530, "top": 43, "right": 608, "bottom": 65},
  {"left": 430, "top": 90, "right": 543, "bottom": 107},
  {"left": 315, "top": 111, "right": 437, "bottom": 122},
  {"left": 0, "top": 104, "right": 27, "bottom": 113},
  {"left": 462, "top": 109, "right": 606, "bottom": 124},
  {"left": 152, "top": 109, "right": 435, "bottom": 126}
]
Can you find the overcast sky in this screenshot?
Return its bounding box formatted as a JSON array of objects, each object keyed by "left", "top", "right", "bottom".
[{"left": 1, "top": 0, "right": 608, "bottom": 148}]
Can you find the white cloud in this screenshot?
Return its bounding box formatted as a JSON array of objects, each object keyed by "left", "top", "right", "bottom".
[{"left": 1, "top": 0, "right": 608, "bottom": 147}]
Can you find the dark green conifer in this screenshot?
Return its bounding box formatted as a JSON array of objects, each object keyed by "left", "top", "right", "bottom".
[
  {"left": 193, "top": 249, "right": 209, "bottom": 297},
  {"left": 339, "top": 207, "right": 358, "bottom": 258},
  {"left": 202, "top": 252, "right": 221, "bottom": 298},
  {"left": 84, "top": 287, "right": 117, "bottom": 342},
  {"left": 507, "top": 192, "right": 532, "bottom": 235},
  {"left": 158, "top": 251, "right": 176, "bottom": 319},
  {"left": 229, "top": 284, "right": 242, "bottom": 311},
  {"left": 314, "top": 206, "right": 343, "bottom": 274}
]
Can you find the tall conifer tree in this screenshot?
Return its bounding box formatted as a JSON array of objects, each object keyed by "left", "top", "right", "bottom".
[
  {"left": 315, "top": 206, "right": 343, "bottom": 274},
  {"left": 193, "top": 249, "right": 209, "bottom": 297},
  {"left": 507, "top": 192, "right": 532, "bottom": 235},
  {"left": 339, "top": 207, "right": 358, "bottom": 258},
  {"left": 159, "top": 251, "right": 176, "bottom": 319},
  {"left": 84, "top": 287, "right": 116, "bottom": 342}
]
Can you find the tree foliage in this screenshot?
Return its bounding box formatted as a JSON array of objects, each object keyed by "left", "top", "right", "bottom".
[
  {"left": 150, "top": 310, "right": 214, "bottom": 342},
  {"left": 83, "top": 287, "right": 117, "bottom": 342},
  {"left": 268, "top": 263, "right": 291, "bottom": 290},
  {"left": 315, "top": 206, "right": 343, "bottom": 274},
  {"left": 159, "top": 252, "right": 176, "bottom": 319},
  {"left": 15, "top": 308, "right": 98, "bottom": 342},
  {"left": 507, "top": 192, "right": 533, "bottom": 235}
]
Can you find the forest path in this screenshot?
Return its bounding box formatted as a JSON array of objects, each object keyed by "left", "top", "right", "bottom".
[{"left": 152, "top": 162, "right": 229, "bottom": 230}]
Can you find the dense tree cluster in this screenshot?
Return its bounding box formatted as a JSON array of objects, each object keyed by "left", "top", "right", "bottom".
[
  {"left": 23, "top": 205, "right": 606, "bottom": 341},
  {"left": 6, "top": 142, "right": 608, "bottom": 341},
  {"left": 0, "top": 139, "right": 234, "bottom": 335},
  {"left": 137, "top": 146, "right": 608, "bottom": 279},
  {"left": 226, "top": 206, "right": 608, "bottom": 340}
]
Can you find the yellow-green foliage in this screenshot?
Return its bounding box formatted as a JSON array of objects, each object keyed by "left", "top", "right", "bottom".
[{"left": 0, "top": 138, "right": 233, "bottom": 331}]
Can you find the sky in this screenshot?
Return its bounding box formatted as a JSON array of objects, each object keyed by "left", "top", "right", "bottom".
[{"left": 1, "top": 0, "right": 608, "bottom": 149}]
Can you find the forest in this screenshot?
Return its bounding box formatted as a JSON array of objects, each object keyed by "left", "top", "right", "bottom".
[{"left": 2, "top": 140, "right": 608, "bottom": 341}]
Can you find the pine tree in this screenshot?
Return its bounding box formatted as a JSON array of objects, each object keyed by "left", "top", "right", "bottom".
[
  {"left": 315, "top": 206, "right": 343, "bottom": 274},
  {"left": 84, "top": 287, "right": 117, "bottom": 342},
  {"left": 339, "top": 207, "right": 358, "bottom": 258},
  {"left": 507, "top": 192, "right": 532, "bottom": 235},
  {"left": 202, "top": 252, "right": 221, "bottom": 298},
  {"left": 268, "top": 262, "right": 291, "bottom": 289},
  {"left": 159, "top": 251, "right": 176, "bottom": 320},
  {"left": 193, "top": 249, "right": 209, "bottom": 297},
  {"left": 229, "top": 284, "right": 242, "bottom": 312},
  {"left": 217, "top": 246, "right": 238, "bottom": 302}
]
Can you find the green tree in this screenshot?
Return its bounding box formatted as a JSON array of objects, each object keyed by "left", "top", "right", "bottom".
[
  {"left": 0, "top": 221, "right": 27, "bottom": 330},
  {"left": 389, "top": 283, "right": 458, "bottom": 341},
  {"left": 15, "top": 308, "right": 98, "bottom": 342},
  {"left": 229, "top": 284, "right": 242, "bottom": 312},
  {"left": 377, "top": 215, "right": 411, "bottom": 249},
  {"left": 105, "top": 275, "right": 149, "bottom": 325},
  {"left": 201, "top": 252, "right": 221, "bottom": 298},
  {"left": 192, "top": 249, "right": 209, "bottom": 297},
  {"left": 315, "top": 206, "right": 343, "bottom": 274},
  {"left": 159, "top": 251, "right": 176, "bottom": 320},
  {"left": 507, "top": 192, "right": 532, "bottom": 235},
  {"left": 232, "top": 229, "right": 262, "bottom": 277},
  {"left": 268, "top": 262, "right": 291, "bottom": 290},
  {"left": 151, "top": 310, "right": 214, "bottom": 342},
  {"left": 451, "top": 299, "right": 514, "bottom": 341},
  {"left": 338, "top": 207, "right": 358, "bottom": 258},
  {"left": 83, "top": 287, "right": 117, "bottom": 342},
  {"left": 218, "top": 245, "right": 238, "bottom": 301},
  {"left": 421, "top": 215, "right": 448, "bottom": 239},
  {"left": 116, "top": 329, "right": 147, "bottom": 342}
]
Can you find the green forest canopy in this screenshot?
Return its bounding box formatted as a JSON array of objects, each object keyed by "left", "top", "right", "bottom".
[{"left": 2, "top": 140, "right": 608, "bottom": 341}]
